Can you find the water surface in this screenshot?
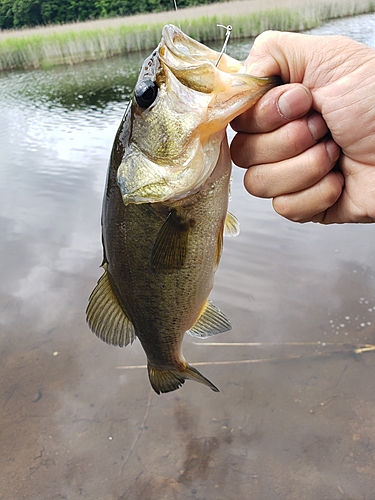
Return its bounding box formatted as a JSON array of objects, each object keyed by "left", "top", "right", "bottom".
[{"left": 1, "top": 13, "right": 375, "bottom": 500}]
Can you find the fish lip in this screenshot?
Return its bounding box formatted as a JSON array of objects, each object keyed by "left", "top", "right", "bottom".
[
  {"left": 161, "top": 24, "right": 219, "bottom": 66},
  {"left": 159, "top": 24, "right": 244, "bottom": 96},
  {"left": 160, "top": 23, "right": 244, "bottom": 80},
  {"left": 160, "top": 25, "right": 279, "bottom": 93}
]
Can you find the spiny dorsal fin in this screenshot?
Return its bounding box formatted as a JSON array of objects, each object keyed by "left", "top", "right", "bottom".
[
  {"left": 86, "top": 265, "right": 136, "bottom": 347},
  {"left": 224, "top": 212, "right": 240, "bottom": 237},
  {"left": 151, "top": 211, "right": 192, "bottom": 270},
  {"left": 147, "top": 363, "right": 219, "bottom": 394},
  {"left": 187, "top": 300, "right": 231, "bottom": 339}
]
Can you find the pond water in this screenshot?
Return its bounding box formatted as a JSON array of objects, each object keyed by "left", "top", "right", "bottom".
[{"left": 1, "top": 12, "right": 375, "bottom": 500}]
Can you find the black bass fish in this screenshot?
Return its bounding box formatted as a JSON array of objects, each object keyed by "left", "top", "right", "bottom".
[{"left": 86, "top": 25, "right": 278, "bottom": 394}]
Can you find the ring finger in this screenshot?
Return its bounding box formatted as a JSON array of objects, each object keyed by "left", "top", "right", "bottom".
[
  {"left": 243, "top": 139, "right": 341, "bottom": 198},
  {"left": 231, "top": 111, "right": 329, "bottom": 168}
]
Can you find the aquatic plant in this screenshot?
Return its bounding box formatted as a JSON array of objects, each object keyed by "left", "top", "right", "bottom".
[
  {"left": 0, "top": 0, "right": 229, "bottom": 30},
  {"left": 0, "top": 0, "right": 374, "bottom": 71}
]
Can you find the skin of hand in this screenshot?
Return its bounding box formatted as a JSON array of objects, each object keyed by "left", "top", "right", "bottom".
[{"left": 230, "top": 31, "right": 375, "bottom": 223}]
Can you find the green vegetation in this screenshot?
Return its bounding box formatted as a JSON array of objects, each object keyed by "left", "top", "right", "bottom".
[
  {"left": 0, "top": 0, "right": 224, "bottom": 29},
  {"left": 0, "top": 1, "right": 374, "bottom": 71}
]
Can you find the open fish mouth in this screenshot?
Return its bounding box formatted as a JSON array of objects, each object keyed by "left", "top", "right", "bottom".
[
  {"left": 160, "top": 24, "right": 280, "bottom": 94},
  {"left": 116, "top": 24, "right": 280, "bottom": 206},
  {"left": 161, "top": 24, "right": 244, "bottom": 72}
]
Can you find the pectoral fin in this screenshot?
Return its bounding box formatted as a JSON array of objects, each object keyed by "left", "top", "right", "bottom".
[
  {"left": 86, "top": 264, "right": 136, "bottom": 347},
  {"left": 151, "top": 211, "right": 192, "bottom": 270},
  {"left": 224, "top": 212, "right": 240, "bottom": 237},
  {"left": 187, "top": 300, "right": 231, "bottom": 339}
]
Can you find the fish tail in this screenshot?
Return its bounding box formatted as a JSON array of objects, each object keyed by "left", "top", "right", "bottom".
[{"left": 147, "top": 363, "right": 219, "bottom": 394}]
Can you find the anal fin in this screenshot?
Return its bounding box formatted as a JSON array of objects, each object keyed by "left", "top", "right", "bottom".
[
  {"left": 86, "top": 264, "right": 136, "bottom": 347},
  {"left": 187, "top": 300, "right": 231, "bottom": 339}
]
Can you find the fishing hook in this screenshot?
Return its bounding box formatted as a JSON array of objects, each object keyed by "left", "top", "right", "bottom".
[{"left": 216, "top": 24, "right": 232, "bottom": 67}]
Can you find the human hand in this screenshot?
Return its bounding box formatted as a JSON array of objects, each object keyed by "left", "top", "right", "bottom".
[{"left": 230, "top": 31, "right": 375, "bottom": 223}]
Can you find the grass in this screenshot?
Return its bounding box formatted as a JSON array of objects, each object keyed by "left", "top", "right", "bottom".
[{"left": 0, "top": 0, "right": 374, "bottom": 71}]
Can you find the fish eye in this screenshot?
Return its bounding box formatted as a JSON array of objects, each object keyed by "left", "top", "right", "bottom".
[{"left": 135, "top": 80, "right": 158, "bottom": 108}]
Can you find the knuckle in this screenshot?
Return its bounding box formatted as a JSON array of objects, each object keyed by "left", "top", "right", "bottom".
[
  {"left": 305, "top": 143, "right": 335, "bottom": 182},
  {"left": 284, "top": 122, "right": 308, "bottom": 155},
  {"left": 254, "top": 30, "right": 282, "bottom": 48},
  {"left": 272, "top": 196, "right": 302, "bottom": 222},
  {"left": 319, "top": 172, "right": 342, "bottom": 206},
  {"left": 244, "top": 166, "right": 272, "bottom": 198}
]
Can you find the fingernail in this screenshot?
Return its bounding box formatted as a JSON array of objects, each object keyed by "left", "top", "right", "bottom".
[
  {"left": 277, "top": 86, "right": 311, "bottom": 119},
  {"left": 325, "top": 139, "right": 340, "bottom": 162},
  {"left": 307, "top": 113, "right": 328, "bottom": 141}
]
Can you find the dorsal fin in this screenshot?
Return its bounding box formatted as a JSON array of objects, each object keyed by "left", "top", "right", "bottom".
[
  {"left": 224, "top": 212, "right": 240, "bottom": 237},
  {"left": 86, "top": 264, "right": 136, "bottom": 347},
  {"left": 187, "top": 300, "right": 231, "bottom": 339},
  {"left": 151, "top": 211, "right": 193, "bottom": 270}
]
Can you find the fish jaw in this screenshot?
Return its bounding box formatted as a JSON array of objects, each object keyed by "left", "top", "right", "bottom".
[
  {"left": 116, "top": 25, "right": 279, "bottom": 205},
  {"left": 160, "top": 24, "right": 280, "bottom": 140}
]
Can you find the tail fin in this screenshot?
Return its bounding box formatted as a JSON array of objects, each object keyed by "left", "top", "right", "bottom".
[{"left": 148, "top": 364, "right": 219, "bottom": 394}]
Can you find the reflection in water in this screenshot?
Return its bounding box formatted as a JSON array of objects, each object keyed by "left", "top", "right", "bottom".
[
  {"left": 2, "top": 50, "right": 145, "bottom": 111},
  {"left": 1, "top": 13, "right": 375, "bottom": 500}
]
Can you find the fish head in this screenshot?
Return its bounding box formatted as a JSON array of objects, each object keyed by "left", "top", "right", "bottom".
[{"left": 117, "top": 24, "right": 279, "bottom": 204}]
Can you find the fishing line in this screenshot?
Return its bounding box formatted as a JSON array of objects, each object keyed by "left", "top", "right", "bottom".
[
  {"left": 172, "top": 1, "right": 232, "bottom": 64},
  {"left": 115, "top": 342, "right": 374, "bottom": 369},
  {"left": 172, "top": 0, "right": 181, "bottom": 29}
]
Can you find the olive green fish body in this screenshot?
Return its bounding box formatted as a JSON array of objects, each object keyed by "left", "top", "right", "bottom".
[
  {"left": 100, "top": 134, "right": 231, "bottom": 393},
  {"left": 87, "top": 25, "right": 279, "bottom": 394}
]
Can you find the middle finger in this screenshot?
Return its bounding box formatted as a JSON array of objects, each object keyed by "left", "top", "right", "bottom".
[{"left": 231, "top": 112, "right": 328, "bottom": 168}]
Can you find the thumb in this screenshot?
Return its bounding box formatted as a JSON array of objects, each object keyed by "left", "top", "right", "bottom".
[{"left": 244, "top": 30, "right": 308, "bottom": 83}]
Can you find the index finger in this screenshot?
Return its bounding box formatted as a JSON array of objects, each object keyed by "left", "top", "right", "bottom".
[{"left": 231, "top": 83, "right": 312, "bottom": 134}]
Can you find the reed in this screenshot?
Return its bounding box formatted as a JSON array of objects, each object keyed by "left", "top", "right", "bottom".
[{"left": 0, "top": 0, "right": 374, "bottom": 71}]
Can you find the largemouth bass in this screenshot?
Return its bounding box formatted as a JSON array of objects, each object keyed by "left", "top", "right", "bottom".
[{"left": 86, "top": 25, "right": 278, "bottom": 394}]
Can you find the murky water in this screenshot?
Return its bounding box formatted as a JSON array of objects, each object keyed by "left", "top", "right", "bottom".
[{"left": 1, "top": 13, "right": 375, "bottom": 500}]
